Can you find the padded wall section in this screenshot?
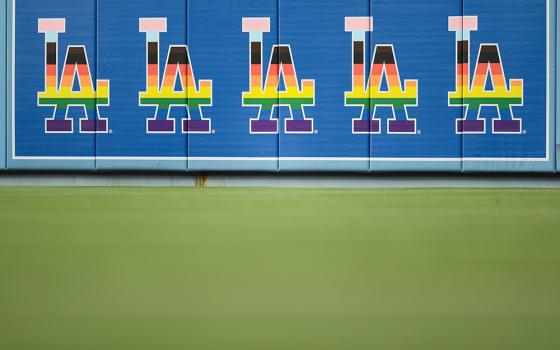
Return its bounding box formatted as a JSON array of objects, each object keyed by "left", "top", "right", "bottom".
[
  {"left": 96, "top": 0, "right": 188, "bottom": 170},
  {"left": 1, "top": 0, "right": 6, "bottom": 169},
  {"left": 462, "top": 0, "right": 554, "bottom": 172},
  {"left": 188, "top": 0, "right": 279, "bottom": 171},
  {"left": 370, "top": 0, "right": 462, "bottom": 171},
  {"left": 5, "top": 0, "right": 556, "bottom": 172},
  {"left": 9, "top": 0, "right": 97, "bottom": 169},
  {"left": 278, "top": 0, "right": 370, "bottom": 171}
]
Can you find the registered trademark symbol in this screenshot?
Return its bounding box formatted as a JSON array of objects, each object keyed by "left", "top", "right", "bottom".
[
  {"left": 417, "top": 130, "right": 422, "bottom": 135},
  {"left": 523, "top": 130, "right": 527, "bottom": 134},
  {"left": 314, "top": 129, "right": 318, "bottom": 134},
  {"left": 109, "top": 129, "right": 113, "bottom": 134},
  {"left": 212, "top": 129, "right": 216, "bottom": 134}
]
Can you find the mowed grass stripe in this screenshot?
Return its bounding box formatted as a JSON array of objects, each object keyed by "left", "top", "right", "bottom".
[{"left": 0, "top": 187, "right": 559, "bottom": 350}]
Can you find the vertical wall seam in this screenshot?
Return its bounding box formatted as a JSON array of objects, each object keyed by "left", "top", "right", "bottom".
[
  {"left": 551, "top": 0, "right": 557, "bottom": 173},
  {"left": 369, "top": 0, "right": 372, "bottom": 173},
  {"left": 277, "top": 0, "right": 280, "bottom": 172},
  {"left": 461, "top": 0, "right": 465, "bottom": 174},
  {"left": 186, "top": 0, "right": 189, "bottom": 172},
  {"left": 2, "top": 0, "right": 7, "bottom": 169},
  {"left": 95, "top": 0, "right": 98, "bottom": 172}
]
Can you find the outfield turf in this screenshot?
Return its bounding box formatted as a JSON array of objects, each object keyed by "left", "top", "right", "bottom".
[{"left": 1, "top": 187, "right": 559, "bottom": 350}]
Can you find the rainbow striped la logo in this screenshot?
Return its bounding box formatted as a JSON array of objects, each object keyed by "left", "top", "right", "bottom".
[
  {"left": 139, "top": 18, "right": 212, "bottom": 134},
  {"left": 345, "top": 17, "right": 418, "bottom": 134},
  {"left": 38, "top": 19, "right": 110, "bottom": 133},
  {"left": 242, "top": 18, "right": 315, "bottom": 134},
  {"left": 449, "top": 16, "right": 524, "bottom": 134}
]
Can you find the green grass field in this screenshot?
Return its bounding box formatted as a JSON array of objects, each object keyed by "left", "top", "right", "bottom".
[{"left": 1, "top": 187, "right": 559, "bottom": 350}]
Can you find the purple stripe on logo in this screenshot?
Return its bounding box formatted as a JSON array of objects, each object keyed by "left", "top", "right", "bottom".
[
  {"left": 250, "top": 120, "right": 278, "bottom": 133},
  {"left": 286, "top": 119, "right": 313, "bottom": 133},
  {"left": 353, "top": 119, "right": 380, "bottom": 133},
  {"left": 388, "top": 120, "right": 416, "bottom": 133},
  {"left": 494, "top": 120, "right": 521, "bottom": 133},
  {"left": 81, "top": 119, "right": 107, "bottom": 133},
  {"left": 148, "top": 119, "right": 175, "bottom": 132},
  {"left": 183, "top": 120, "right": 210, "bottom": 133},
  {"left": 46, "top": 119, "right": 72, "bottom": 133},
  {"left": 457, "top": 119, "right": 485, "bottom": 133}
]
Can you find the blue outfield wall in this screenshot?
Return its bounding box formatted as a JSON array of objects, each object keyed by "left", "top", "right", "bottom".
[{"left": 1, "top": 0, "right": 558, "bottom": 172}]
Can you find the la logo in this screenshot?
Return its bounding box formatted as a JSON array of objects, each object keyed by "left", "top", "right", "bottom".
[
  {"left": 38, "top": 18, "right": 110, "bottom": 133},
  {"left": 242, "top": 17, "right": 315, "bottom": 134},
  {"left": 345, "top": 17, "right": 418, "bottom": 134},
  {"left": 449, "top": 16, "right": 523, "bottom": 134},
  {"left": 139, "top": 18, "right": 212, "bottom": 134}
]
